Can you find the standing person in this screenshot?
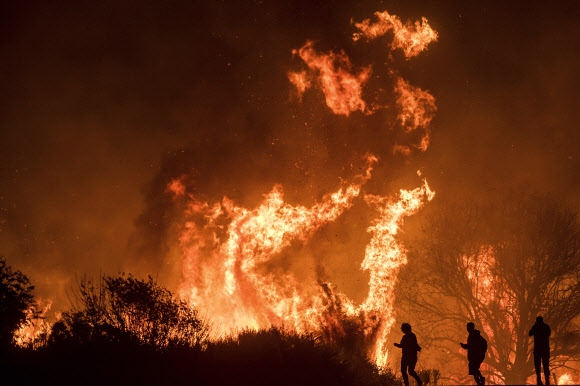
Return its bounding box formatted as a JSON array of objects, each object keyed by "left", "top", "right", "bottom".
[
  {"left": 529, "top": 316, "right": 551, "bottom": 385},
  {"left": 394, "top": 323, "right": 423, "bottom": 386},
  {"left": 460, "top": 322, "right": 487, "bottom": 386}
]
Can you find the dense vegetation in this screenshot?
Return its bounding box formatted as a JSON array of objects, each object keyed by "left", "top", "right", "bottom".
[{"left": 0, "top": 260, "right": 402, "bottom": 386}]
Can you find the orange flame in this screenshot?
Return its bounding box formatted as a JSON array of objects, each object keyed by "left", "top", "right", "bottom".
[
  {"left": 177, "top": 155, "right": 435, "bottom": 366},
  {"left": 462, "top": 246, "right": 518, "bottom": 369},
  {"left": 362, "top": 179, "right": 435, "bottom": 365},
  {"left": 292, "top": 41, "right": 371, "bottom": 116},
  {"left": 352, "top": 11, "right": 438, "bottom": 58},
  {"left": 290, "top": 11, "right": 437, "bottom": 158},
  {"left": 288, "top": 71, "right": 311, "bottom": 101},
  {"left": 557, "top": 373, "right": 578, "bottom": 385},
  {"left": 14, "top": 298, "right": 54, "bottom": 348},
  {"left": 179, "top": 155, "right": 377, "bottom": 333},
  {"left": 167, "top": 178, "right": 186, "bottom": 197},
  {"left": 176, "top": 8, "right": 439, "bottom": 368},
  {"left": 394, "top": 77, "right": 437, "bottom": 152}
]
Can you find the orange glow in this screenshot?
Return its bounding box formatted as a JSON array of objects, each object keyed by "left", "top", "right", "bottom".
[
  {"left": 291, "top": 11, "right": 437, "bottom": 159},
  {"left": 177, "top": 154, "right": 435, "bottom": 366},
  {"left": 292, "top": 41, "right": 371, "bottom": 116},
  {"left": 558, "top": 373, "right": 577, "bottom": 385},
  {"left": 14, "top": 298, "right": 54, "bottom": 348},
  {"left": 352, "top": 11, "right": 438, "bottom": 58},
  {"left": 362, "top": 178, "right": 435, "bottom": 366},
  {"left": 175, "top": 8, "right": 440, "bottom": 368},
  {"left": 167, "top": 178, "right": 186, "bottom": 197},
  {"left": 288, "top": 71, "right": 311, "bottom": 101},
  {"left": 178, "top": 155, "right": 377, "bottom": 334},
  {"left": 395, "top": 77, "right": 436, "bottom": 152},
  {"left": 462, "top": 246, "right": 517, "bottom": 370}
]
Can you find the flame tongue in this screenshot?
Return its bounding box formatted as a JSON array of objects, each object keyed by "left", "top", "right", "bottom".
[
  {"left": 178, "top": 8, "right": 439, "bottom": 367},
  {"left": 177, "top": 157, "right": 435, "bottom": 366},
  {"left": 362, "top": 180, "right": 435, "bottom": 365},
  {"left": 352, "top": 11, "right": 438, "bottom": 58},
  {"left": 180, "top": 156, "right": 376, "bottom": 332}
]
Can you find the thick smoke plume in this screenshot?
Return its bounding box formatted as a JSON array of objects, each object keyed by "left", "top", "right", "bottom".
[{"left": 0, "top": 0, "right": 578, "bottom": 374}]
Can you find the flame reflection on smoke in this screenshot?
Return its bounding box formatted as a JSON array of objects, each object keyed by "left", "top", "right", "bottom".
[
  {"left": 176, "top": 160, "right": 434, "bottom": 365},
  {"left": 176, "top": 8, "right": 439, "bottom": 367}
]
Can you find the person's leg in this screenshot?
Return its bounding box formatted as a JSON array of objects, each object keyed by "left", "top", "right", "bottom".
[
  {"left": 401, "top": 359, "right": 410, "bottom": 386},
  {"left": 474, "top": 370, "right": 484, "bottom": 386},
  {"left": 478, "top": 360, "right": 486, "bottom": 386},
  {"left": 542, "top": 353, "right": 550, "bottom": 385},
  {"left": 534, "top": 352, "right": 543, "bottom": 385},
  {"left": 407, "top": 360, "right": 422, "bottom": 386},
  {"left": 469, "top": 361, "right": 480, "bottom": 386}
]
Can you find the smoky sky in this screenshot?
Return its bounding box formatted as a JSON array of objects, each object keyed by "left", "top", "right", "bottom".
[{"left": 1, "top": 0, "right": 579, "bottom": 312}]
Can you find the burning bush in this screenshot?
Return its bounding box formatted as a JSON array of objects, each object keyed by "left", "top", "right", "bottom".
[
  {"left": 0, "top": 257, "right": 37, "bottom": 349},
  {"left": 49, "top": 273, "right": 210, "bottom": 349}
]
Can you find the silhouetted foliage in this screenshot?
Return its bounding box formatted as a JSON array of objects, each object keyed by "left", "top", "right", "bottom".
[
  {"left": 397, "top": 192, "right": 580, "bottom": 384},
  {"left": 3, "top": 326, "right": 401, "bottom": 386},
  {"left": 1, "top": 272, "right": 406, "bottom": 385},
  {"left": 0, "top": 257, "right": 37, "bottom": 348},
  {"left": 201, "top": 327, "right": 399, "bottom": 386},
  {"left": 417, "top": 368, "right": 440, "bottom": 386},
  {"left": 49, "top": 273, "right": 210, "bottom": 349}
]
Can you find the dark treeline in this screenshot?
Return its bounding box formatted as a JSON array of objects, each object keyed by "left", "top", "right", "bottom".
[
  {"left": 0, "top": 262, "right": 402, "bottom": 386},
  {"left": 3, "top": 328, "right": 399, "bottom": 386}
]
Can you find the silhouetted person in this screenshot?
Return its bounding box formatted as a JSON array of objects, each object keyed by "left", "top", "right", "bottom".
[
  {"left": 394, "top": 323, "right": 423, "bottom": 386},
  {"left": 460, "top": 322, "right": 487, "bottom": 386},
  {"left": 529, "top": 316, "right": 551, "bottom": 385}
]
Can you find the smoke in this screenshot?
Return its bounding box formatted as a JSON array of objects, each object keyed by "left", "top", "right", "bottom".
[{"left": 0, "top": 0, "right": 578, "bottom": 359}]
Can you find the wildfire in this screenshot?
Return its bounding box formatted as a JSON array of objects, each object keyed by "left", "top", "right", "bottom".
[
  {"left": 287, "top": 71, "right": 310, "bottom": 101},
  {"left": 290, "top": 12, "right": 437, "bottom": 155},
  {"left": 176, "top": 8, "right": 439, "bottom": 368},
  {"left": 558, "top": 373, "right": 578, "bottom": 385},
  {"left": 14, "top": 298, "right": 54, "bottom": 348},
  {"left": 352, "top": 11, "right": 438, "bottom": 58},
  {"left": 291, "top": 41, "right": 371, "bottom": 116},
  {"left": 462, "top": 246, "right": 519, "bottom": 380},
  {"left": 394, "top": 77, "right": 437, "bottom": 153},
  {"left": 177, "top": 159, "right": 434, "bottom": 365},
  {"left": 362, "top": 179, "right": 435, "bottom": 366}
]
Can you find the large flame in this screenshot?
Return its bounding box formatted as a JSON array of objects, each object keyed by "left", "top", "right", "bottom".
[
  {"left": 290, "top": 41, "right": 372, "bottom": 116},
  {"left": 177, "top": 159, "right": 434, "bottom": 365},
  {"left": 14, "top": 298, "right": 54, "bottom": 348},
  {"left": 290, "top": 11, "right": 437, "bottom": 155},
  {"left": 176, "top": 8, "right": 438, "bottom": 367},
  {"left": 361, "top": 177, "right": 435, "bottom": 365},
  {"left": 352, "top": 10, "right": 438, "bottom": 58},
  {"left": 394, "top": 77, "right": 437, "bottom": 153}
]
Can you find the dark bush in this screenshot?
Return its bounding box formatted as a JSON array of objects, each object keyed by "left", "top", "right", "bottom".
[{"left": 0, "top": 257, "right": 37, "bottom": 349}]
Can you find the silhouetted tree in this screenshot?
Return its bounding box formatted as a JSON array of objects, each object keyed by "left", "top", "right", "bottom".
[
  {"left": 0, "top": 257, "right": 37, "bottom": 348},
  {"left": 50, "top": 273, "right": 210, "bottom": 349},
  {"left": 397, "top": 192, "right": 580, "bottom": 384}
]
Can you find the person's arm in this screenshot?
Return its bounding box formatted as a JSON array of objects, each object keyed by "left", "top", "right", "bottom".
[
  {"left": 461, "top": 333, "right": 472, "bottom": 349},
  {"left": 394, "top": 337, "right": 403, "bottom": 348},
  {"left": 529, "top": 325, "right": 535, "bottom": 337}
]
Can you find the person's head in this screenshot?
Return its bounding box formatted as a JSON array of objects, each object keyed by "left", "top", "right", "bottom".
[
  {"left": 401, "top": 323, "right": 412, "bottom": 334},
  {"left": 536, "top": 316, "right": 544, "bottom": 324},
  {"left": 466, "top": 322, "right": 475, "bottom": 332}
]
